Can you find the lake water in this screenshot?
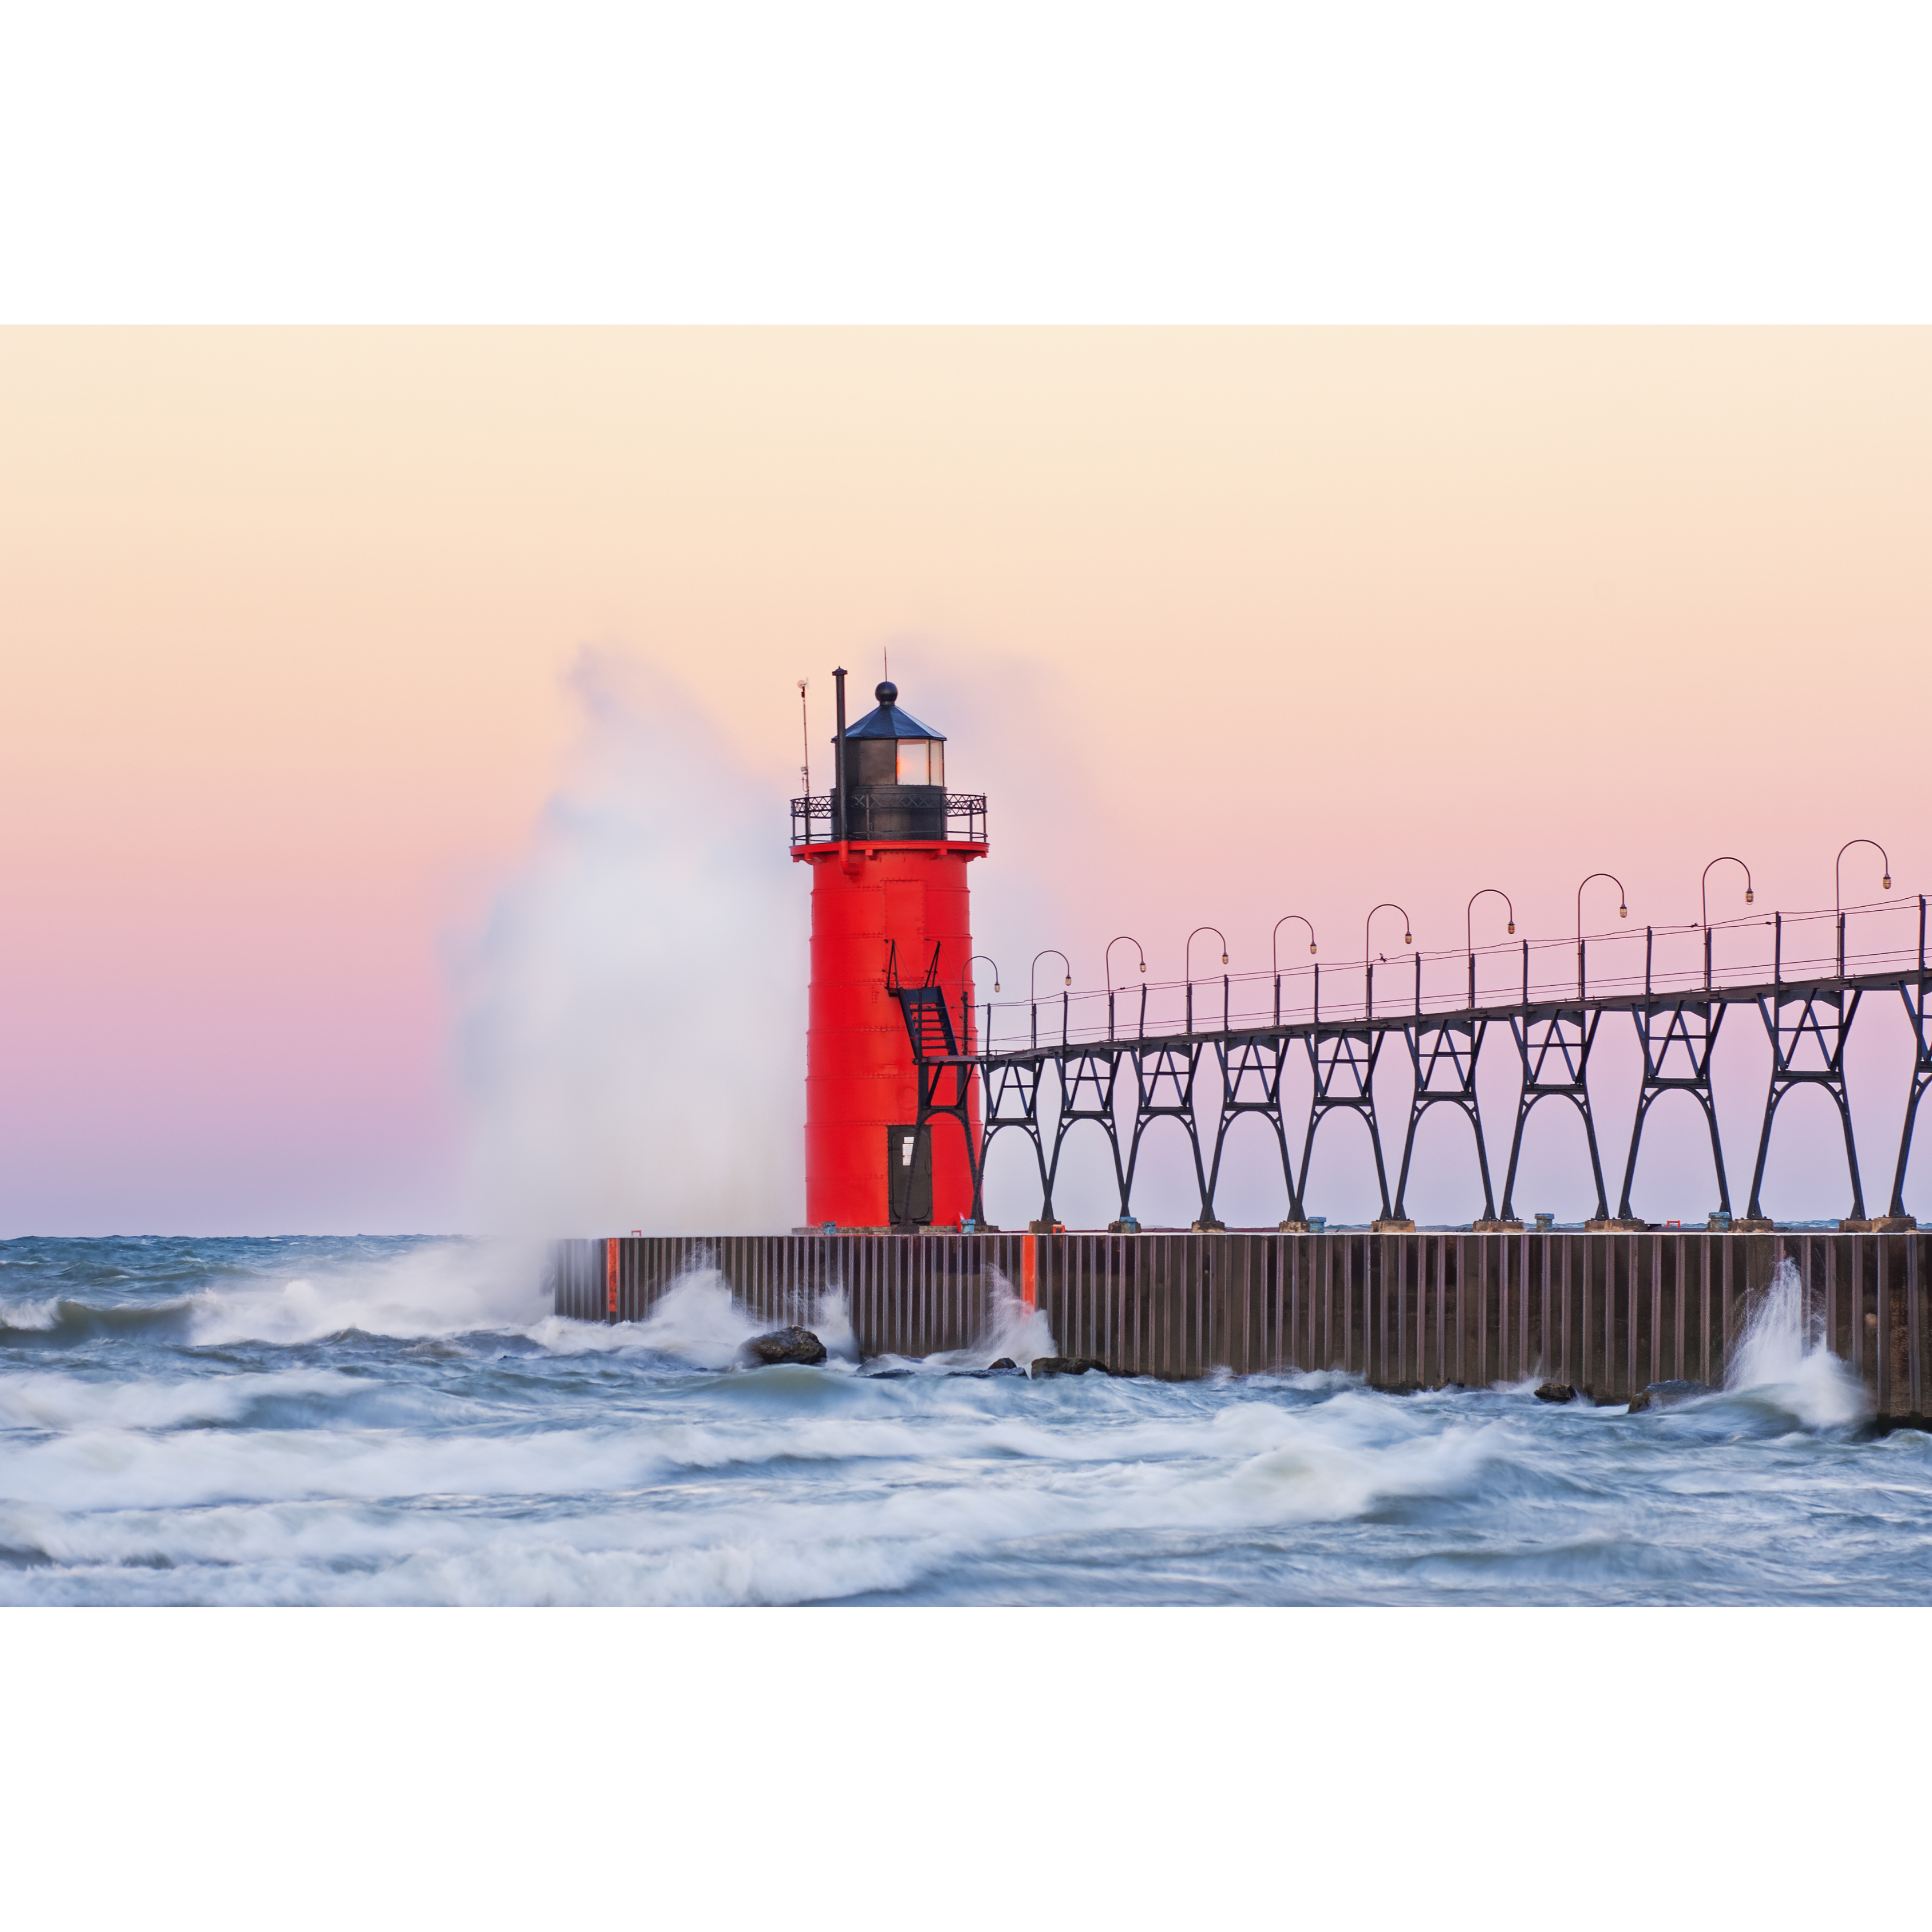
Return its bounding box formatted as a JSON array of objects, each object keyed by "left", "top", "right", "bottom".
[{"left": 3, "top": 1235, "right": 1927, "bottom": 1604}]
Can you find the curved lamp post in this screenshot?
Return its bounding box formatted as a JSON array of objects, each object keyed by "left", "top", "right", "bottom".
[
  {"left": 1699, "top": 856, "right": 1753, "bottom": 991},
  {"left": 1271, "top": 914, "right": 1317, "bottom": 1025},
  {"left": 1271, "top": 914, "right": 1317, "bottom": 967},
  {"left": 965, "top": 953, "right": 1001, "bottom": 1052},
  {"left": 1575, "top": 871, "right": 1628, "bottom": 999},
  {"left": 1465, "top": 888, "right": 1514, "bottom": 1007},
  {"left": 1185, "top": 926, "right": 1228, "bottom": 1035},
  {"left": 1029, "top": 948, "right": 1071, "bottom": 1052},
  {"left": 1030, "top": 950, "right": 1070, "bottom": 999},
  {"left": 1700, "top": 856, "right": 1754, "bottom": 929},
  {"left": 1105, "top": 934, "right": 1146, "bottom": 1042},
  {"left": 1363, "top": 902, "right": 1412, "bottom": 1020},
  {"left": 1106, "top": 935, "right": 1147, "bottom": 985},
  {"left": 1835, "top": 839, "right": 1892, "bottom": 975}
]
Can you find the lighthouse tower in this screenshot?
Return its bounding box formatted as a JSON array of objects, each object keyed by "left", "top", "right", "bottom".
[{"left": 791, "top": 671, "right": 987, "bottom": 1229}]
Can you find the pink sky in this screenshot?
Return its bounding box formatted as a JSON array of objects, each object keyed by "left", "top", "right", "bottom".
[{"left": 2, "top": 329, "right": 1927, "bottom": 1232}]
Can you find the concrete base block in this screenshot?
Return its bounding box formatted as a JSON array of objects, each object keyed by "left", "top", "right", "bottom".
[
  {"left": 1472, "top": 1218, "right": 1524, "bottom": 1232},
  {"left": 1371, "top": 1218, "right": 1416, "bottom": 1232},
  {"left": 1586, "top": 1219, "right": 1647, "bottom": 1231}
]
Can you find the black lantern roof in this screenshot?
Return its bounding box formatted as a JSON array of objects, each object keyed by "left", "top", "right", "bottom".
[{"left": 839, "top": 681, "right": 944, "bottom": 741}]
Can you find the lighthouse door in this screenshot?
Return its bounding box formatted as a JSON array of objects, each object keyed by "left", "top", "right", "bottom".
[{"left": 886, "top": 1124, "right": 934, "bottom": 1229}]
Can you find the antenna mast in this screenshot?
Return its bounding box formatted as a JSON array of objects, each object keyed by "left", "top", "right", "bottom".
[{"left": 797, "top": 678, "right": 809, "bottom": 794}]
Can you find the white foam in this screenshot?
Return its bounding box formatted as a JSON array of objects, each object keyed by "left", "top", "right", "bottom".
[
  {"left": 0, "top": 1356, "right": 1535, "bottom": 1605},
  {"left": 0, "top": 1297, "right": 61, "bottom": 1332},
  {"left": 181, "top": 1239, "right": 548, "bottom": 1347}
]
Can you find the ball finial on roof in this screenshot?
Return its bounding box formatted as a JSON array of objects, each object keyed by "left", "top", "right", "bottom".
[{"left": 876, "top": 680, "right": 898, "bottom": 706}]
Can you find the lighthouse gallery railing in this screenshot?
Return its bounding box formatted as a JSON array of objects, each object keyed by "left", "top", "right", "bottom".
[{"left": 791, "top": 791, "right": 987, "bottom": 846}]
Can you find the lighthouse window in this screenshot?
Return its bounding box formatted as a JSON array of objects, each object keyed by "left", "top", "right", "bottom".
[{"left": 896, "top": 740, "right": 942, "bottom": 787}]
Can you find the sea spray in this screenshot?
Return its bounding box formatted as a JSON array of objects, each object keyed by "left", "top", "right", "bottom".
[
  {"left": 811, "top": 1285, "right": 859, "bottom": 1362},
  {"left": 1725, "top": 1257, "right": 1867, "bottom": 1429},
  {"left": 184, "top": 1238, "right": 548, "bottom": 1348},
  {"left": 970, "top": 1265, "right": 1057, "bottom": 1368},
  {"left": 626, "top": 1270, "right": 768, "bottom": 1369},
  {"left": 453, "top": 651, "right": 804, "bottom": 1239}
]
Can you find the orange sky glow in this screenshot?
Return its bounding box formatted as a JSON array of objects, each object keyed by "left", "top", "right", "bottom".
[{"left": 2, "top": 329, "right": 1927, "bottom": 1232}]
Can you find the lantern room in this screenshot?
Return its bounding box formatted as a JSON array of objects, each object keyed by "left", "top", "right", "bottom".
[{"left": 834, "top": 681, "right": 947, "bottom": 839}]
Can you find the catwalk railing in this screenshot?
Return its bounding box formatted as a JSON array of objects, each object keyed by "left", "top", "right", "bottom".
[
  {"left": 550, "top": 1229, "right": 1931, "bottom": 1425},
  {"left": 892, "top": 894, "right": 1932, "bottom": 1228}
]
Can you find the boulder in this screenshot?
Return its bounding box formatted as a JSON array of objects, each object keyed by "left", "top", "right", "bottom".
[
  {"left": 1534, "top": 1382, "right": 1577, "bottom": 1404},
  {"left": 742, "top": 1326, "right": 828, "bottom": 1366},
  {"left": 1028, "top": 1355, "right": 1112, "bottom": 1378},
  {"left": 985, "top": 1358, "right": 1023, "bottom": 1374}
]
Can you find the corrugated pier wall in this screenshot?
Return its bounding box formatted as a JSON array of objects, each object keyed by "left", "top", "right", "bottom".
[{"left": 549, "top": 1230, "right": 1931, "bottom": 1426}]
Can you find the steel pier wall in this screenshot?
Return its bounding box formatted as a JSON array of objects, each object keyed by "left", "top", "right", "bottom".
[
  {"left": 548, "top": 1232, "right": 1030, "bottom": 1355},
  {"left": 547, "top": 1230, "right": 1931, "bottom": 1425}
]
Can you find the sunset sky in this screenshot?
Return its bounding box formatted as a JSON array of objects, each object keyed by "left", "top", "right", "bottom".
[{"left": 3, "top": 328, "right": 1927, "bottom": 1233}]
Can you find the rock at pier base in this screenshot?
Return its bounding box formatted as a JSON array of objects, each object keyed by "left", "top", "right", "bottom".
[
  {"left": 1534, "top": 1382, "right": 1577, "bottom": 1404},
  {"left": 1029, "top": 1356, "right": 1112, "bottom": 1378},
  {"left": 742, "top": 1326, "right": 828, "bottom": 1366}
]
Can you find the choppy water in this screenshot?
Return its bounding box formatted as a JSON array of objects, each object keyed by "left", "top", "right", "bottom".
[{"left": 2, "top": 1236, "right": 1927, "bottom": 1605}]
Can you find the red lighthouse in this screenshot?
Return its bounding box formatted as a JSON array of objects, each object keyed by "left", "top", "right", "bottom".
[{"left": 792, "top": 670, "right": 987, "bottom": 1230}]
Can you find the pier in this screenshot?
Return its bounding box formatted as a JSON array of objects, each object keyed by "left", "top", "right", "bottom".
[{"left": 551, "top": 1227, "right": 1931, "bottom": 1428}]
